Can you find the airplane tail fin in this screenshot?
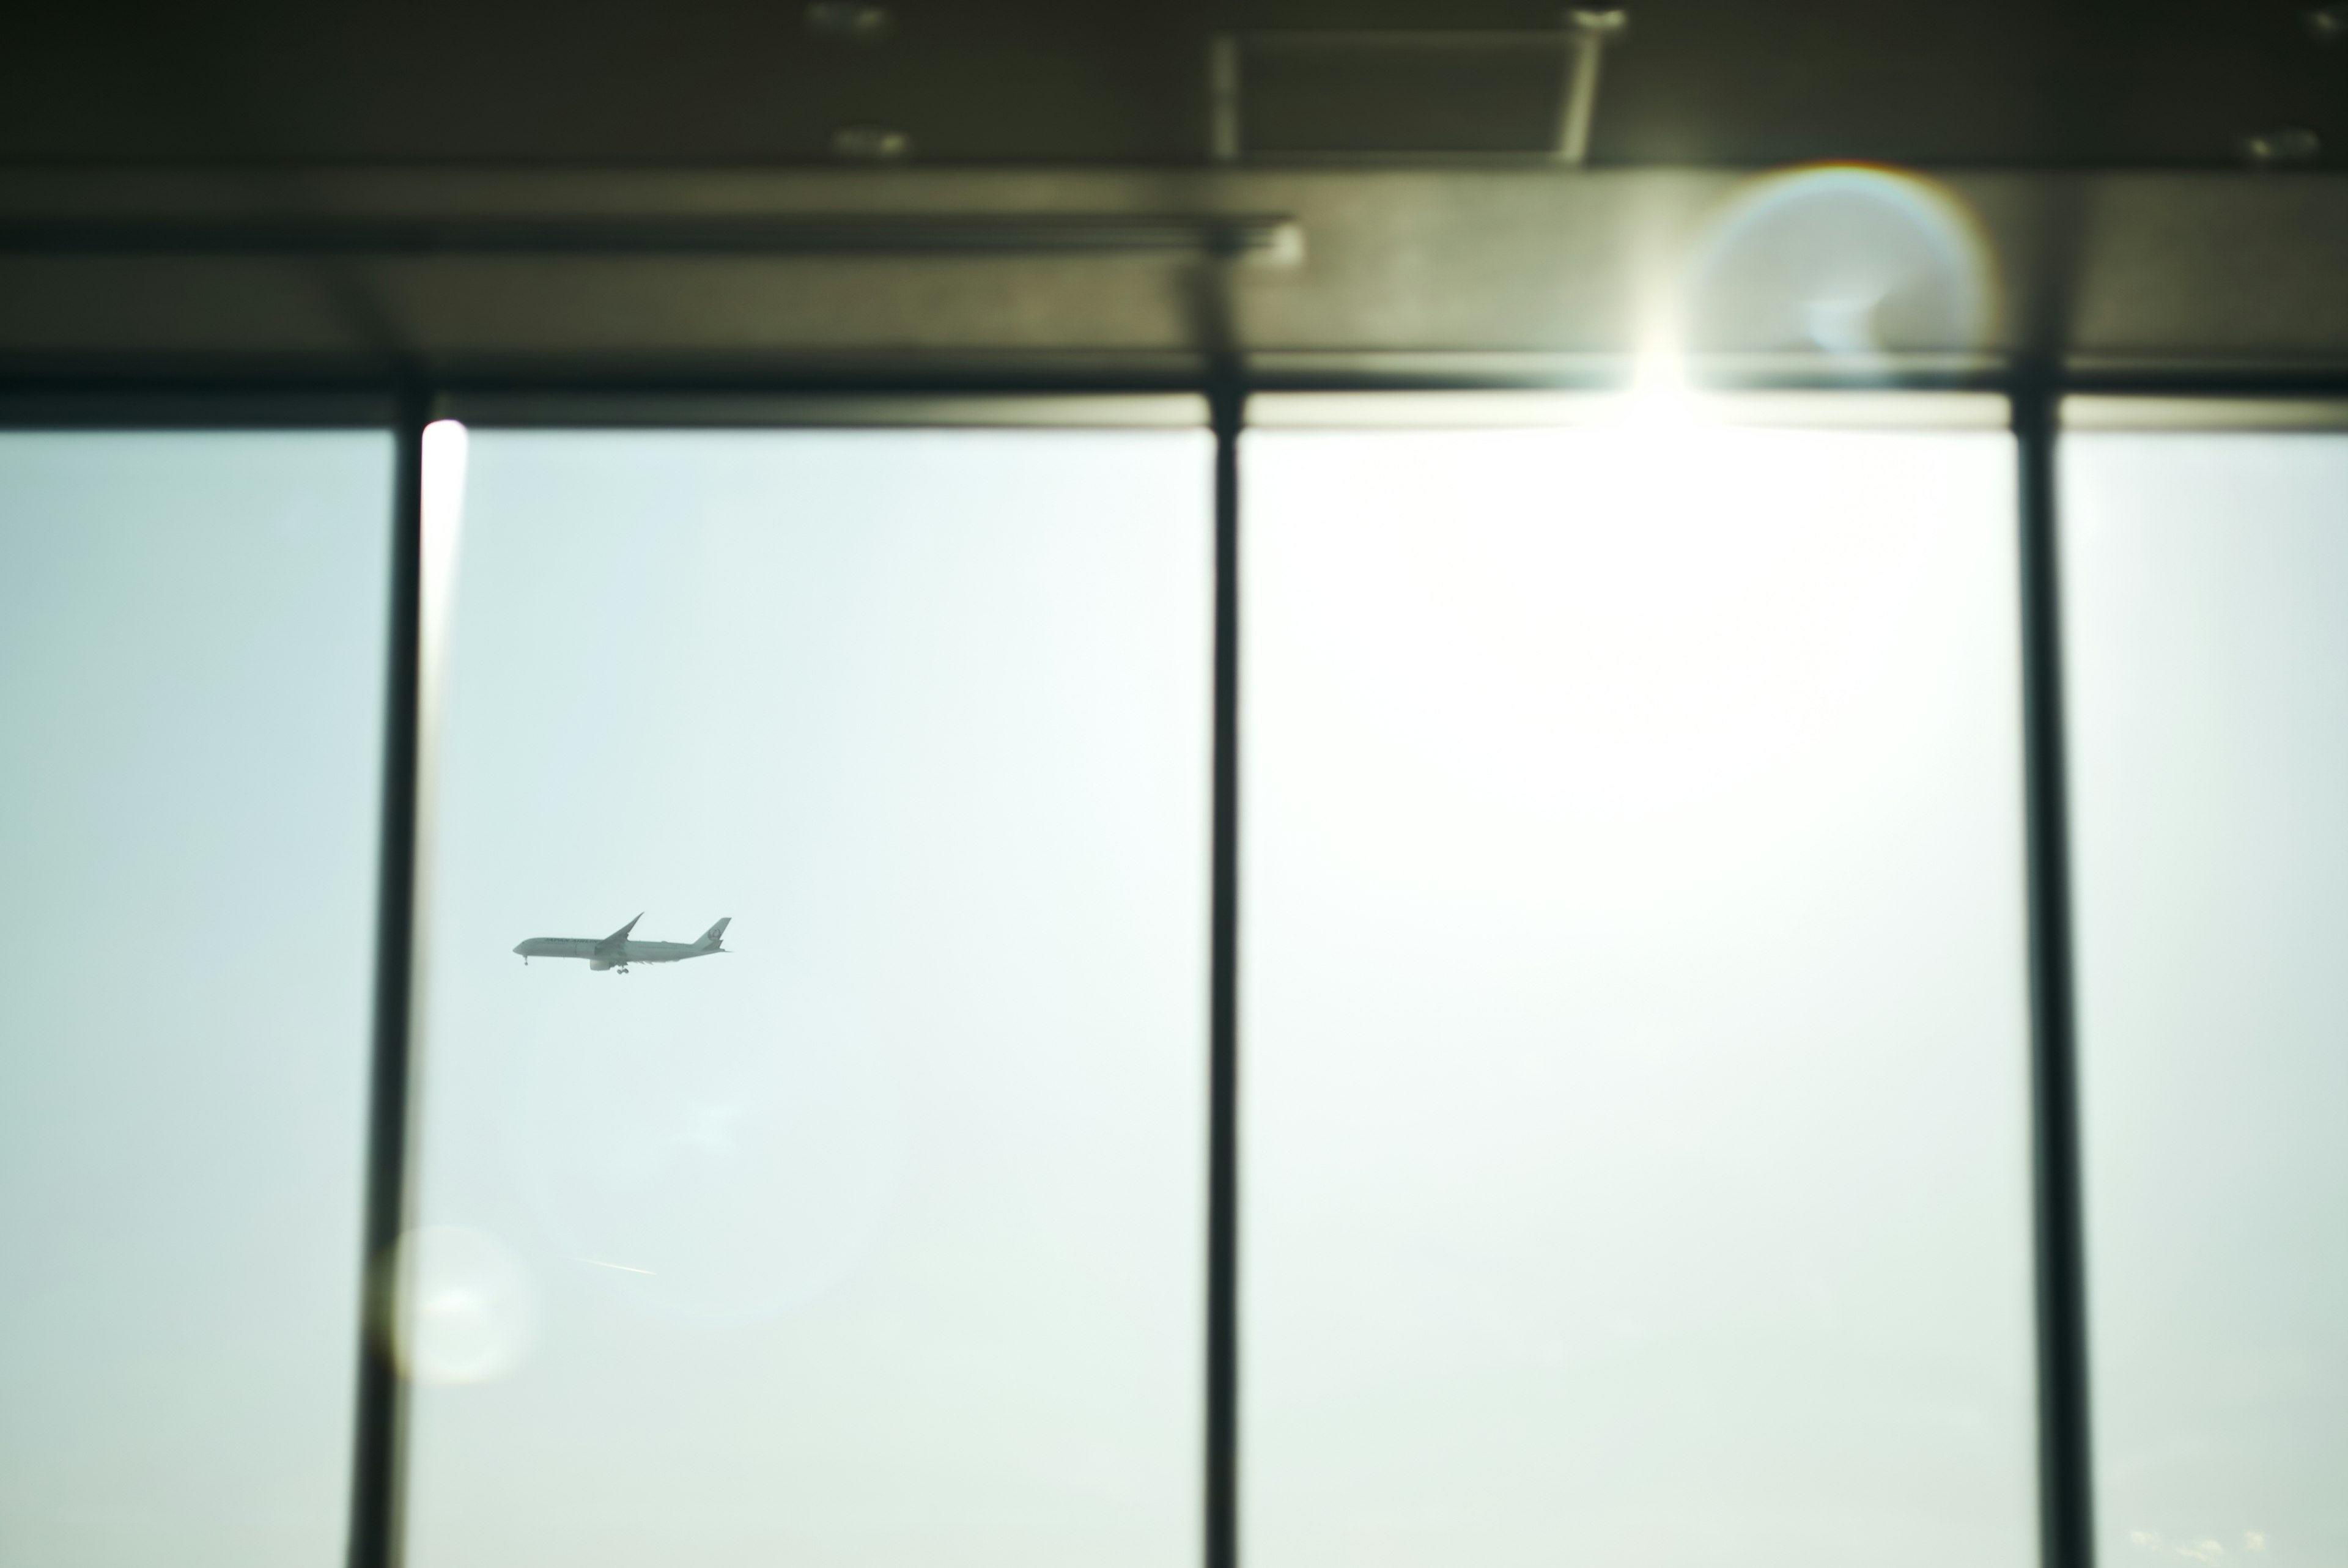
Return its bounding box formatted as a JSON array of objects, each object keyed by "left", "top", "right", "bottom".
[{"left": 696, "top": 916, "right": 731, "bottom": 951}]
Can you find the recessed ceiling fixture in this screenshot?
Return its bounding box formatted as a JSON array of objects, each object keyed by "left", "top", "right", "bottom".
[
  {"left": 805, "top": 1, "right": 892, "bottom": 42},
  {"left": 2242, "top": 127, "right": 2322, "bottom": 165},
  {"left": 831, "top": 123, "right": 912, "bottom": 161},
  {"left": 1207, "top": 10, "right": 1630, "bottom": 165}
]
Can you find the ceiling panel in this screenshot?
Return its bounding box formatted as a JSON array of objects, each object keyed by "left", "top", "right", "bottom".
[{"left": 1, "top": 1, "right": 2339, "bottom": 167}]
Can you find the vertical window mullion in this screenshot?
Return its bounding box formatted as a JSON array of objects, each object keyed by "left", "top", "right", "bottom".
[
  {"left": 348, "top": 385, "right": 430, "bottom": 1568},
  {"left": 1206, "top": 375, "right": 1243, "bottom": 1568},
  {"left": 2015, "top": 378, "right": 2097, "bottom": 1568}
]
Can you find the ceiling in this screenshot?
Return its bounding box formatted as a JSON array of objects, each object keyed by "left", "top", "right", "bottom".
[
  {"left": 4, "top": 165, "right": 2346, "bottom": 379},
  {"left": 4, "top": 0, "right": 2341, "bottom": 169},
  {"left": 4, "top": 1, "right": 2346, "bottom": 378}
]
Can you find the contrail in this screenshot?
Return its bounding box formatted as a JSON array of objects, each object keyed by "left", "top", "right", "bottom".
[{"left": 580, "top": 1257, "right": 655, "bottom": 1275}]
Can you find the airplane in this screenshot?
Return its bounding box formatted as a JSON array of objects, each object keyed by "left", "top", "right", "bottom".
[{"left": 513, "top": 914, "right": 730, "bottom": 973}]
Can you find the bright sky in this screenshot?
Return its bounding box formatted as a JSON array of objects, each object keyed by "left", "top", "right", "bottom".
[
  {"left": 8, "top": 416, "right": 2344, "bottom": 1568},
  {"left": 0, "top": 432, "right": 390, "bottom": 1567},
  {"left": 1242, "top": 419, "right": 2040, "bottom": 1568},
  {"left": 402, "top": 428, "right": 1211, "bottom": 1568}
]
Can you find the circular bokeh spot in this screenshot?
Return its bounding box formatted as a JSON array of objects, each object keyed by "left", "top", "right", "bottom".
[{"left": 390, "top": 1225, "right": 536, "bottom": 1385}]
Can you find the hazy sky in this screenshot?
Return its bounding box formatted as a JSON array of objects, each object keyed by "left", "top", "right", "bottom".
[
  {"left": 402, "top": 427, "right": 1212, "bottom": 1568},
  {"left": 11, "top": 414, "right": 2343, "bottom": 1568},
  {"left": 0, "top": 432, "right": 390, "bottom": 1567},
  {"left": 1241, "top": 420, "right": 2039, "bottom": 1568},
  {"left": 2066, "top": 432, "right": 2348, "bottom": 1567}
]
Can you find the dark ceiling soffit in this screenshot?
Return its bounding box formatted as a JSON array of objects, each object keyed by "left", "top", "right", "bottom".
[{"left": 0, "top": 213, "right": 1302, "bottom": 260}]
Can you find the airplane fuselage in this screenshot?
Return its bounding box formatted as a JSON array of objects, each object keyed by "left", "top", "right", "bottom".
[{"left": 514, "top": 938, "right": 715, "bottom": 969}]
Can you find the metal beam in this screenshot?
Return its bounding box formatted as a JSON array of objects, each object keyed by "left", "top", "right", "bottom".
[
  {"left": 0, "top": 213, "right": 1302, "bottom": 259},
  {"left": 1205, "top": 370, "right": 1242, "bottom": 1568},
  {"left": 346, "top": 386, "right": 426, "bottom": 1568},
  {"left": 2014, "top": 374, "right": 2097, "bottom": 1568}
]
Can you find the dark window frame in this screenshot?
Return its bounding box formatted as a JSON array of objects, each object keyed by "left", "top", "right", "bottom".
[{"left": 19, "top": 361, "right": 2342, "bottom": 1568}]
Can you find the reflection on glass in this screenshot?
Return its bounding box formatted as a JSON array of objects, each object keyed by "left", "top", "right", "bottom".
[
  {"left": 2066, "top": 429, "right": 2348, "bottom": 1566},
  {"left": 0, "top": 432, "right": 392, "bottom": 1565},
  {"left": 1243, "top": 414, "right": 2036, "bottom": 1567},
  {"left": 404, "top": 427, "right": 1209, "bottom": 1568}
]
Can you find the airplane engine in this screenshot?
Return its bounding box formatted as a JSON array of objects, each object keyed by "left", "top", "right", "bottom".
[{"left": 590, "top": 956, "right": 616, "bottom": 971}]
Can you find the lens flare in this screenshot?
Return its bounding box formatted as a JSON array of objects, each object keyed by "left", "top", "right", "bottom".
[
  {"left": 388, "top": 1225, "right": 536, "bottom": 1385},
  {"left": 1678, "top": 164, "right": 1996, "bottom": 372}
]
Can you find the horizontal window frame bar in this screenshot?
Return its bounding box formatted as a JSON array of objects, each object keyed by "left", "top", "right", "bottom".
[
  {"left": 10, "top": 353, "right": 2348, "bottom": 406},
  {"left": 13, "top": 380, "right": 2348, "bottom": 429},
  {"left": 435, "top": 391, "right": 1209, "bottom": 429},
  {"left": 0, "top": 214, "right": 1304, "bottom": 263},
  {"left": 0, "top": 389, "right": 401, "bottom": 427},
  {"left": 2063, "top": 394, "right": 2348, "bottom": 430},
  {"left": 1249, "top": 388, "right": 2010, "bottom": 429},
  {"left": 14, "top": 375, "right": 2348, "bottom": 427}
]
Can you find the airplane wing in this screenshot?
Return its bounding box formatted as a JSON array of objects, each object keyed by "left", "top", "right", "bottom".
[{"left": 599, "top": 913, "right": 643, "bottom": 948}]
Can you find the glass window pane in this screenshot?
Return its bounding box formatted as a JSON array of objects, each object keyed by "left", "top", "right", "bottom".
[
  {"left": 0, "top": 431, "right": 392, "bottom": 1564},
  {"left": 405, "top": 425, "right": 1210, "bottom": 1568},
  {"left": 1243, "top": 414, "right": 2036, "bottom": 1567},
  {"left": 2066, "top": 427, "right": 2348, "bottom": 1566}
]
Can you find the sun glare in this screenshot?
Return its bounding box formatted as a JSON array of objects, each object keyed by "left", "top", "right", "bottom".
[{"left": 1614, "top": 340, "right": 1708, "bottom": 449}]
